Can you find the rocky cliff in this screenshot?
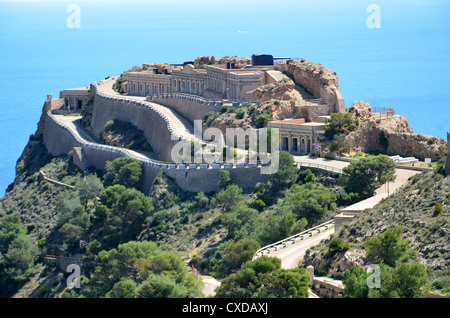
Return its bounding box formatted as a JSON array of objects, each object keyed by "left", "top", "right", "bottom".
[
  {"left": 345, "top": 101, "right": 447, "bottom": 161},
  {"left": 278, "top": 60, "right": 345, "bottom": 113}
]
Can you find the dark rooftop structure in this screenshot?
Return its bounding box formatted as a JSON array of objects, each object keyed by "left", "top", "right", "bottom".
[{"left": 251, "top": 54, "right": 274, "bottom": 66}]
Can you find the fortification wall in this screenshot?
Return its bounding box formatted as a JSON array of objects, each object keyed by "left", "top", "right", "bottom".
[
  {"left": 42, "top": 111, "right": 267, "bottom": 194},
  {"left": 90, "top": 95, "right": 179, "bottom": 162},
  {"left": 150, "top": 95, "right": 222, "bottom": 122},
  {"left": 43, "top": 115, "right": 81, "bottom": 155}
]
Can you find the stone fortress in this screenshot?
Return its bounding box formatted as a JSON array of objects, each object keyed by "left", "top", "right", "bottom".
[
  {"left": 118, "top": 54, "right": 346, "bottom": 156},
  {"left": 38, "top": 54, "right": 353, "bottom": 193}
]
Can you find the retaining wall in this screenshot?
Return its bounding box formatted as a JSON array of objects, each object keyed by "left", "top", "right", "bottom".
[
  {"left": 42, "top": 111, "right": 267, "bottom": 194},
  {"left": 150, "top": 94, "right": 223, "bottom": 122},
  {"left": 90, "top": 95, "right": 179, "bottom": 162}
]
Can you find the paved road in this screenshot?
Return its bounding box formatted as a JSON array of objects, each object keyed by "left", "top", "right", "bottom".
[
  {"left": 293, "top": 155, "right": 421, "bottom": 195},
  {"left": 267, "top": 227, "right": 335, "bottom": 269}
]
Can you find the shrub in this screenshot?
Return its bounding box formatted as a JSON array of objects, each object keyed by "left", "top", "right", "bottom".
[
  {"left": 235, "top": 109, "right": 246, "bottom": 120},
  {"left": 433, "top": 204, "right": 443, "bottom": 216},
  {"left": 328, "top": 237, "right": 350, "bottom": 255},
  {"left": 255, "top": 114, "right": 272, "bottom": 128},
  {"left": 252, "top": 199, "right": 266, "bottom": 212}
]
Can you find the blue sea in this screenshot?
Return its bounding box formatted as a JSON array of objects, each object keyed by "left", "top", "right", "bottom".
[{"left": 1, "top": 0, "right": 449, "bottom": 196}]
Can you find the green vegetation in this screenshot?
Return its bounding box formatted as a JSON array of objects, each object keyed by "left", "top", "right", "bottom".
[
  {"left": 214, "top": 256, "right": 309, "bottom": 298},
  {"left": 339, "top": 154, "right": 396, "bottom": 203},
  {"left": 2, "top": 126, "right": 448, "bottom": 299},
  {"left": 324, "top": 112, "right": 358, "bottom": 140},
  {"left": 104, "top": 157, "right": 143, "bottom": 188},
  {"left": 364, "top": 226, "right": 411, "bottom": 267},
  {"left": 343, "top": 226, "right": 431, "bottom": 298},
  {"left": 327, "top": 237, "right": 350, "bottom": 255},
  {"left": 101, "top": 120, "right": 153, "bottom": 153},
  {"left": 343, "top": 227, "right": 431, "bottom": 298},
  {"left": 0, "top": 214, "right": 40, "bottom": 297},
  {"left": 79, "top": 241, "right": 202, "bottom": 298}
]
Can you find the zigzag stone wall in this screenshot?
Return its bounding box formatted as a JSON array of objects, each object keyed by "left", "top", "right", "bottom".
[
  {"left": 89, "top": 94, "right": 178, "bottom": 162},
  {"left": 43, "top": 111, "right": 267, "bottom": 194},
  {"left": 149, "top": 94, "right": 223, "bottom": 122}
]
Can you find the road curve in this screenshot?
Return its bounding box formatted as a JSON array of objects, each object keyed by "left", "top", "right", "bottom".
[{"left": 267, "top": 227, "right": 334, "bottom": 269}]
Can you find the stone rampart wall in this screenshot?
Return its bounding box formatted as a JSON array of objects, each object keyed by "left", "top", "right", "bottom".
[
  {"left": 42, "top": 111, "right": 267, "bottom": 194},
  {"left": 150, "top": 94, "right": 224, "bottom": 122},
  {"left": 90, "top": 95, "right": 179, "bottom": 162}
]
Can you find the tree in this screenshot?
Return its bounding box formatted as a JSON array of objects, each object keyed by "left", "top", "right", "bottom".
[
  {"left": 328, "top": 237, "right": 350, "bottom": 255},
  {"left": 104, "top": 157, "right": 143, "bottom": 188},
  {"left": 297, "top": 169, "right": 317, "bottom": 184},
  {"left": 82, "top": 241, "right": 202, "bottom": 298},
  {"left": 283, "top": 183, "right": 336, "bottom": 224},
  {"left": 255, "top": 268, "right": 310, "bottom": 298},
  {"left": 324, "top": 112, "right": 357, "bottom": 139},
  {"left": 215, "top": 256, "right": 309, "bottom": 298},
  {"left": 255, "top": 114, "right": 271, "bottom": 128},
  {"left": 218, "top": 170, "right": 232, "bottom": 189},
  {"left": 221, "top": 205, "right": 259, "bottom": 239},
  {"left": 75, "top": 174, "right": 103, "bottom": 207},
  {"left": 365, "top": 226, "right": 410, "bottom": 267},
  {"left": 219, "top": 239, "right": 260, "bottom": 274},
  {"left": 328, "top": 134, "right": 350, "bottom": 156},
  {"left": 106, "top": 280, "right": 137, "bottom": 298},
  {"left": 257, "top": 206, "right": 307, "bottom": 246},
  {"left": 341, "top": 155, "right": 396, "bottom": 200},
  {"left": 0, "top": 214, "right": 39, "bottom": 297},
  {"left": 343, "top": 266, "right": 369, "bottom": 298},
  {"left": 93, "top": 185, "right": 154, "bottom": 248},
  {"left": 270, "top": 151, "right": 298, "bottom": 191},
  {"left": 394, "top": 262, "right": 430, "bottom": 298},
  {"left": 215, "top": 184, "right": 244, "bottom": 212}
]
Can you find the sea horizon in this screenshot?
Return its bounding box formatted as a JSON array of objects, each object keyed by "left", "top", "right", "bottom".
[{"left": 0, "top": 0, "right": 449, "bottom": 196}]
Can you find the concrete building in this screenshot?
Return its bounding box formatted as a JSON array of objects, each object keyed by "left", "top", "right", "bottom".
[
  {"left": 268, "top": 119, "right": 326, "bottom": 155},
  {"left": 125, "top": 60, "right": 267, "bottom": 101},
  {"left": 60, "top": 87, "right": 90, "bottom": 112}
]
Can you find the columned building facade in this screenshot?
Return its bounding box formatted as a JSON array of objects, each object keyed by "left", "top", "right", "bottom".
[
  {"left": 268, "top": 119, "right": 326, "bottom": 155},
  {"left": 125, "top": 63, "right": 265, "bottom": 101}
]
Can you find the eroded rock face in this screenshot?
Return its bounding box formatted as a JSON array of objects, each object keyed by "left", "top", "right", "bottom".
[
  {"left": 282, "top": 60, "right": 345, "bottom": 113},
  {"left": 304, "top": 247, "right": 367, "bottom": 278},
  {"left": 218, "top": 56, "right": 251, "bottom": 67},
  {"left": 194, "top": 56, "right": 220, "bottom": 69},
  {"left": 246, "top": 78, "right": 295, "bottom": 102},
  {"left": 344, "top": 101, "right": 446, "bottom": 160}
]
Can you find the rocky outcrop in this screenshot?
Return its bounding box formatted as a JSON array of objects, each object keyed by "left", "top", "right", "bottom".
[
  {"left": 304, "top": 247, "right": 367, "bottom": 278},
  {"left": 246, "top": 78, "right": 295, "bottom": 103},
  {"left": 194, "top": 56, "right": 219, "bottom": 69},
  {"left": 277, "top": 60, "right": 345, "bottom": 113},
  {"left": 193, "top": 56, "right": 251, "bottom": 69},
  {"left": 218, "top": 56, "right": 251, "bottom": 67},
  {"left": 345, "top": 101, "right": 446, "bottom": 161}
]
